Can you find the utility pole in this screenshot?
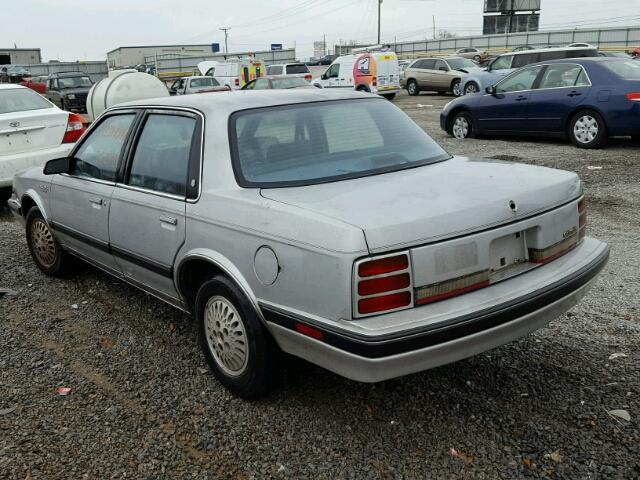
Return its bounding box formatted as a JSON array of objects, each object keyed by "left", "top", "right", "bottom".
[
  {"left": 219, "top": 27, "right": 231, "bottom": 54},
  {"left": 377, "top": 0, "right": 382, "bottom": 45},
  {"left": 323, "top": 34, "right": 326, "bottom": 56},
  {"left": 432, "top": 16, "right": 436, "bottom": 39}
]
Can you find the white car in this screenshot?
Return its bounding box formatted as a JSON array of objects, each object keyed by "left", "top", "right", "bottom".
[
  {"left": 0, "top": 84, "right": 85, "bottom": 189},
  {"left": 266, "top": 63, "right": 312, "bottom": 81}
]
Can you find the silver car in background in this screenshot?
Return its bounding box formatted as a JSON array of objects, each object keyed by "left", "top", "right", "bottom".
[{"left": 8, "top": 90, "right": 609, "bottom": 399}]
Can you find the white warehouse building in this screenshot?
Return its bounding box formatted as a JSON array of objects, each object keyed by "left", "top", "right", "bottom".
[{"left": 107, "top": 44, "right": 217, "bottom": 68}]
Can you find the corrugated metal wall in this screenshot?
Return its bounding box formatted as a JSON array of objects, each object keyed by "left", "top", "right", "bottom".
[
  {"left": 25, "top": 61, "right": 109, "bottom": 83},
  {"left": 148, "top": 48, "right": 297, "bottom": 79},
  {"left": 336, "top": 26, "right": 640, "bottom": 57}
]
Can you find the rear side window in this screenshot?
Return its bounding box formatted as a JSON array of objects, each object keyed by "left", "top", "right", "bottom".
[
  {"left": 539, "top": 65, "right": 590, "bottom": 88},
  {"left": 267, "top": 66, "right": 283, "bottom": 75},
  {"left": 128, "top": 114, "right": 196, "bottom": 196},
  {"left": 71, "top": 114, "right": 135, "bottom": 182},
  {"left": 422, "top": 59, "right": 436, "bottom": 70},
  {"left": 602, "top": 60, "right": 640, "bottom": 79},
  {"left": 190, "top": 77, "right": 216, "bottom": 88},
  {"left": 0, "top": 88, "right": 52, "bottom": 114},
  {"left": 286, "top": 64, "right": 310, "bottom": 74},
  {"left": 512, "top": 53, "right": 539, "bottom": 68}
]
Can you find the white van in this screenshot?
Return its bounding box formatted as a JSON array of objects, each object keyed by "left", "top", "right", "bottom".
[
  {"left": 206, "top": 57, "right": 265, "bottom": 90},
  {"left": 313, "top": 48, "right": 401, "bottom": 99}
]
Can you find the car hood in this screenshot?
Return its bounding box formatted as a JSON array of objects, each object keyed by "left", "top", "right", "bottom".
[
  {"left": 260, "top": 156, "right": 581, "bottom": 253},
  {"left": 456, "top": 67, "right": 484, "bottom": 74}
]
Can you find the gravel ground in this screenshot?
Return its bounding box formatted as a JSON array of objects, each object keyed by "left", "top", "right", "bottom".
[{"left": 1, "top": 91, "right": 639, "bottom": 479}]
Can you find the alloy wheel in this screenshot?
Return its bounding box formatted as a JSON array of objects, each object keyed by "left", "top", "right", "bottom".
[
  {"left": 452, "top": 116, "right": 470, "bottom": 139},
  {"left": 204, "top": 296, "right": 248, "bottom": 376},
  {"left": 573, "top": 115, "right": 599, "bottom": 144},
  {"left": 30, "top": 219, "right": 56, "bottom": 267},
  {"left": 464, "top": 83, "right": 478, "bottom": 95}
]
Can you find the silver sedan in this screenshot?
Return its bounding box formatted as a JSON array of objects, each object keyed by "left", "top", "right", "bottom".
[{"left": 9, "top": 89, "right": 609, "bottom": 399}]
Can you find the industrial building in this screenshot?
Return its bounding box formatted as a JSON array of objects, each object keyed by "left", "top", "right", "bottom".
[
  {"left": 0, "top": 48, "right": 42, "bottom": 65},
  {"left": 107, "top": 44, "right": 217, "bottom": 67}
]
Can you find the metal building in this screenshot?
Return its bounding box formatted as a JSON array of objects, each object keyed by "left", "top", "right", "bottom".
[
  {"left": 107, "top": 44, "right": 218, "bottom": 68},
  {"left": 483, "top": 0, "right": 541, "bottom": 35},
  {"left": 0, "top": 48, "right": 42, "bottom": 65}
]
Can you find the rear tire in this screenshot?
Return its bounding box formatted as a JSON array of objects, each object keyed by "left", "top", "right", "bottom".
[
  {"left": 25, "top": 207, "right": 72, "bottom": 277},
  {"left": 406, "top": 80, "right": 419, "bottom": 96},
  {"left": 60, "top": 99, "right": 66, "bottom": 111},
  {"left": 450, "top": 111, "right": 474, "bottom": 139},
  {"left": 196, "top": 276, "right": 280, "bottom": 400},
  {"left": 569, "top": 110, "right": 607, "bottom": 149}
]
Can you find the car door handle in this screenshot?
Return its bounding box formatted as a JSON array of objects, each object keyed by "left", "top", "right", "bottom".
[
  {"left": 159, "top": 215, "right": 177, "bottom": 226},
  {"left": 567, "top": 91, "right": 582, "bottom": 97},
  {"left": 89, "top": 197, "right": 103, "bottom": 206},
  {"left": 515, "top": 96, "right": 527, "bottom": 101}
]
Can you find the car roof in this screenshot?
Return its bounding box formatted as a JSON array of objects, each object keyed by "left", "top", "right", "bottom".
[
  {"left": 51, "top": 71, "right": 89, "bottom": 77},
  {"left": 504, "top": 46, "right": 598, "bottom": 57},
  {"left": 541, "top": 57, "right": 614, "bottom": 65},
  {"left": 117, "top": 89, "right": 376, "bottom": 116}
]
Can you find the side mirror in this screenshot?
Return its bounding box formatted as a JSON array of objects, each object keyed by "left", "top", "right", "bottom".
[
  {"left": 43, "top": 157, "right": 71, "bottom": 175},
  {"left": 485, "top": 85, "right": 497, "bottom": 95}
]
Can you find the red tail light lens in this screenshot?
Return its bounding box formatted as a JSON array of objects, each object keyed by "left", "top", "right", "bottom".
[
  {"left": 235, "top": 78, "right": 240, "bottom": 86},
  {"left": 62, "top": 113, "right": 86, "bottom": 143},
  {"left": 304, "top": 74, "right": 312, "bottom": 82},
  {"left": 358, "top": 292, "right": 412, "bottom": 315},
  {"left": 355, "top": 253, "right": 412, "bottom": 316},
  {"left": 372, "top": 77, "right": 377, "bottom": 87},
  {"left": 358, "top": 255, "right": 408, "bottom": 277},
  {"left": 625, "top": 92, "right": 640, "bottom": 102},
  {"left": 358, "top": 273, "right": 410, "bottom": 296}
]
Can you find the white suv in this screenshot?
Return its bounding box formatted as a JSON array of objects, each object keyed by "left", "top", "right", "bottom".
[{"left": 266, "top": 63, "right": 312, "bottom": 81}]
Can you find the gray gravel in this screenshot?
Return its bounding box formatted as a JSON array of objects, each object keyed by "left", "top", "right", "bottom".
[{"left": 1, "top": 91, "right": 639, "bottom": 479}]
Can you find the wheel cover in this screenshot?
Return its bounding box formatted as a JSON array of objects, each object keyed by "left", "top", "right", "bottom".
[
  {"left": 204, "top": 296, "right": 248, "bottom": 376},
  {"left": 452, "top": 82, "right": 461, "bottom": 96},
  {"left": 30, "top": 218, "right": 56, "bottom": 267},
  {"left": 452, "top": 116, "right": 470, "bottom": 139},
  {"left": 465, "top": 83, "right": 477, "bottom": 94},
  {"left": 574, "top": 115, "right": 598, "bottom": 144},
  {"left": 408, "top": 82, "right": 416, "bottom": 94}
]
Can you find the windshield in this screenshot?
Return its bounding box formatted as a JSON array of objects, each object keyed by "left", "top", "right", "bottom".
[
  {"left": 270, "top": 78, "right": 309, "bottom": 89},
  {"left": 0, "top": 88, "right": 53, "bottom": 114},
  {"left": 57, "top": 76, "right": 92, "bottom": 88},
  {"left": 447, "top": 58, "right": 477, "bottom": 70},
  {"left": 602, "top": 60, "right": 640, "bottom": 80},
  {"left": 230, "top": 99, "right": 449, "bottom": 187}
]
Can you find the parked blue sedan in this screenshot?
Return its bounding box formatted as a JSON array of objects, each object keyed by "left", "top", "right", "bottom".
[{"left": 441, "top": 58, "right": 640, "bottom": 148}]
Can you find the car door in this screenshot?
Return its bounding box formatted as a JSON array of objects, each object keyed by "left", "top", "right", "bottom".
[
  {"left": 49, "top": 111, "right": 138, "bottom": 273},
  {"left": 322, "top": 63, "right": 341, "bottom": 87},
  {"left": 108, "top": 110, "right": 201, "bottom": 300},
  {"left": 526, "top": 64, "right": 590, "bottom": 132},
  {"left": 416, "top": 59, "right": 436, "bottom": 89},
  {"left": 46, "top": 78, "right": 60, "bottom": 107},
  {"left": 474, "top": 65, "right": 543, "bottom": 132},
  {"left": 433, "top": 60, "right": 451, "bottom": 90}
]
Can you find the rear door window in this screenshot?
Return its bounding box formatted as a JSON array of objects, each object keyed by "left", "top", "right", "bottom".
[
  {"left": 267, "top": 66, "right": 283, "bottom": 75},
  {"left": 286, "top": 64, "right": 310, "bottom": 74},
  {"left": 539, "top": 64, "right": 589, "bottom": 89},
  {"left": 421, "top": 59, "right": 436, "bottom": 70},
  {"left": 512, "top": 53, "right": 539, "bottom": 68},
  {"left": 71, "top": 114, "right": 136, "bottom": 182},
  {"left": 128, "top": 114, "right": 197, "bottom": 196}
]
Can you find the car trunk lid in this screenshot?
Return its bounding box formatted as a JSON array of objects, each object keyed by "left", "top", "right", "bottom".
[
  {"left": 260, "top": 156, "right": 582, "bottom": 253},
  {"left": 0, "top": 108, "right": 68, "bottom": 155}
]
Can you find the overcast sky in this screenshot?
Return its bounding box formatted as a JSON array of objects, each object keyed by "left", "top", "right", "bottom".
[{"left": 3, "top": 0, "right": 639, "bottom": 61}]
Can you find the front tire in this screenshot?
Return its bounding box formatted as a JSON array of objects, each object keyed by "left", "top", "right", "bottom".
[
  {"left": 569, "top": 110, "right": 607, "bottom": 149},
  {"left": 406, "top": 79, "right": 419, "bottom": 96},
  {"left": 464, "top": 81, "right": 479, "bottom": 95},
  {"left": 25, "top": 207, "right": 71, "bottom": 277},
  {"left": 450, "top": 111, "right": 474, "bottom": 139},
  {"left": 196, "top": 276, "right": 279, "bottom": 400}
]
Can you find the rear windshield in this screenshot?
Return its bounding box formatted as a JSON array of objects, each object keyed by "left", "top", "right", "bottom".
[
  {"left": 602, "top": 60, "right": 640, "bottom": 80},
  {"left": 0, "top": 88, "right": 53, "bottom": 114},
  {"left": 191, "top": 77, "right": 219, "bottom": 87},
  {"left": 270, "top": 78, "right": 309, "bottom": 89},
  {"left": 230, "top": 99, "right": 449, "bottom": 187},
  {"left": 286, "top": 64, "right": 310, "bottom": 74}
]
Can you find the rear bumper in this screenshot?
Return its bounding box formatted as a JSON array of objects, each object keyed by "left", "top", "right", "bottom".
[
  {"left": 264, "top": 238, "right": 609, "bottom": 382},
  {"left": 0, "top": 143, "right": 73, "bottom": 188}
]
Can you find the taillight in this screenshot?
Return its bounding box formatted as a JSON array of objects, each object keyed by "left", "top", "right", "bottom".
[
  {"left": 235, "top": 78, "right": 240, "bottom": 86},
  {"left": 354, "top": 253, "right": 412, "bottom": 316},
  {"left": 625, "top": 92, "right": 640, "bottom": 102},
  {"left": 62, "top": 113, "right": 86, "bottom": 143},
  {"left": 578, "top": 197, "right": 587, "bottom": 241},
  {"left": 372, "top": 77, "right": 377, "bottom": 87},
  {"left": 304, "top": 74, "right": 312, "bottom": 82}
]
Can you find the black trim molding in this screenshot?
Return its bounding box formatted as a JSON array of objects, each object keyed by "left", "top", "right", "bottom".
[{"left": 261, "top": 246, "right": 609, "bottom": 359}]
